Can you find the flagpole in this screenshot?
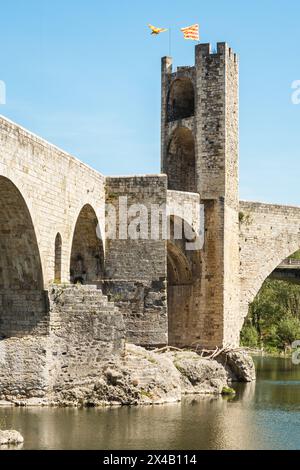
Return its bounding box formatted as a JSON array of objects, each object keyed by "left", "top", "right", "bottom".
[{"left": 169, "top": 28, "right": 171, "bottom": 56}]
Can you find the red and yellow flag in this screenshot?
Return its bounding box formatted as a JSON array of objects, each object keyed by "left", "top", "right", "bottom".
[
  {"left": 181, "top": 24, "right": 199, "bottom": 41},
  {"left": 148, "top": 24, "right": 168, "bottom": 35}
]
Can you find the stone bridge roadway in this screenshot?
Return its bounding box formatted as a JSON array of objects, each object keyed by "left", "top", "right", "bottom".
[{"left": 270, "top": 258, "right": 300, "bottom": 283}]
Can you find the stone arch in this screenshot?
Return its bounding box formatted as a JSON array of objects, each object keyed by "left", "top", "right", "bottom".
[
  {"left": 239, "top": 203, "right": 300, "bottom": 336},
  {"left": 239, "top": 243, "right": 300, "bottom": 346},
  {"left": 166, "top": 127, "right": 196, "bottom": 192},
  {"left": 167, "top": 78, "right": 195, "bottom": 122},
  {"left": 242, "top": 240, "right": 300, "bottom": 311},
  {"left": 167, "top": 242, "right": 193, "bottom": 286},
  {"left": 54, "top": 233, "right": 62, "bottom": 282},
  {"left": 167, "top": 216, "right": 201, "bottom": 347},
  {"left": 0, "top": 176, "right": 47, "bottom": 337},
  {"left": 70, "top": 204, "right": 104, "bottom": 285}
]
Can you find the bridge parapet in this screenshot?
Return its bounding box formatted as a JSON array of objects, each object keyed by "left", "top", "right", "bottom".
[{"left": 278, "top": 258, "right": 300, "bottom": 268}]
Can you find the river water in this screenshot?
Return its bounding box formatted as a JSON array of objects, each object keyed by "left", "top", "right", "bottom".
[{"left": 0, "top": 356, "right": 300, "bottom": 450}]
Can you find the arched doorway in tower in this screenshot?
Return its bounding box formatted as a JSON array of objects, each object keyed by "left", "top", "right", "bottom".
[
  {"left": 167, "top": 216, "right": 201, "bottom": 347},
  {"left": 166, "top": 127, "right": 196, "bottom": 192},
  {"left": 0, "top": 176, "right": 47, "bottom": 338},
  {"left": 70, "top": 204, "right": 104, "bottom": 285},
  {"left": 167, "top": 78, "right": 195, "bottom": 122}
]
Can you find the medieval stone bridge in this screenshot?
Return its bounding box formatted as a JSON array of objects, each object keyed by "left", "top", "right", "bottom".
[{"left": 1, "top": 41, "right": 300, "bottom": 362}]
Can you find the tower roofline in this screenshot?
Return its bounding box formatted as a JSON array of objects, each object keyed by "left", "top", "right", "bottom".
[{"left": 195, "top": 42, "right": 238, "bottom": 62}]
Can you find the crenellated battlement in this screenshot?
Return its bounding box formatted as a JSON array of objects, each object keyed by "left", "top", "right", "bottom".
[{"left": 195, "top": 42, "right": 238, "bottom": 63}]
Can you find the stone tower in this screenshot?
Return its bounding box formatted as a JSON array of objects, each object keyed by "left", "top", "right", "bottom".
[{"left": 161, "top": 43, "right": 240, "bottom": 348}]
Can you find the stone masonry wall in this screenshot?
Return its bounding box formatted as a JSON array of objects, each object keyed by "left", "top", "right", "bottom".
[
  {"left": 195, "top": 43, "right": 240, "bottom": 347},
  {"left": 0, "top": 336, "right": 50, "bottom": 399},
  {"left": 222, "top": 45, "right": 240, "bottom": 346},
  {"left": 47, "top": 285, "right": 125, "bottom": 392},
  {"left": 0, "top": 290, "right": 49, "bottom": 338},
  {"left": 104, "top": 175, "right": 168, "bottom": 346},
  {"left": 198, "top": 199, "right": 225, "bottom": 347},
  {"left": 0, "top": 285, "right": 125, "bottom": 400}
]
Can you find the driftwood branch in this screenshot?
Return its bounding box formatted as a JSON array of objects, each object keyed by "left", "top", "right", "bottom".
[
  {"left": 152, "top": 343, "right": 247, "bottom": 359},
  {"left": 190, "top": 343, "right": 246, "bottom": 360},
  {"left": 153, "top": 346, "right": 182, "bottom": 353}
]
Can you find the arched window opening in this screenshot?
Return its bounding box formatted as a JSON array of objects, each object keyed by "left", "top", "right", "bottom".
[
  {"left": 167, "top": 78, "right": 195, "bottom": 122},
  {"left": 166, "top": 127, "right": 196, "bottom": 192},
  {"left": 70, "top": 205, "right": 104, "bottom": 285},
  {"left": 54, "top": 233, "right": 62, "bottom": 283}
]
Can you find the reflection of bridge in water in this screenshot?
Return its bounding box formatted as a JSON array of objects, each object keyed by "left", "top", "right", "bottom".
[{"left": 270, "top": 258, "right": 300, "bottom": 283}]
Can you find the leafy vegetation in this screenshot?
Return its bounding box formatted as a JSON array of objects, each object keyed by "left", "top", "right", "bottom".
[
  {"left": 221, "top": 386, "right": 236, "bottom": 396},
  {"left": 239, "top": 211, "right": 251, "bottom": 225},
  {"left": 289, "top": 250, "right": 300, "bottom": 260},
  {"left": 241, "top": 278, "right": 300, "bottom": 353}
]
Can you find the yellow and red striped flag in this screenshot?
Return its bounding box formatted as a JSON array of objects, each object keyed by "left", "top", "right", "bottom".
[{"left": 180, "top": 24, "right": 199, "bottom": 41}]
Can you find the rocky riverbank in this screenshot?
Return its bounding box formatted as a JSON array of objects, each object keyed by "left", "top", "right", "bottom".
[
  {"left": 0, "top": 430, "right": 24, "bottom": 446},
  {"left": 0, "top": 344, "right": 255, "bottom": 407}
]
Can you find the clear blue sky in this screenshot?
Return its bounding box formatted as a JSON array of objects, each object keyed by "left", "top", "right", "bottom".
[{"left": 1, "top": 0, "right": 300, "bottom": 205}]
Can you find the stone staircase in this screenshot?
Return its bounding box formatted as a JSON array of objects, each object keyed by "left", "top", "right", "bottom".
[
  {"left": 48, "top": 284, "right": 121, "bottom": 330},
  {"left": 47, "top": 284, "right": 125, "bottom": 389}
]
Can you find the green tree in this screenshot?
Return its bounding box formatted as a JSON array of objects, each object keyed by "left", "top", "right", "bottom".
[
  {"left": 288, "top": 249, "right": 300, "bottom": 260},
  {"left": 276, "top": 316, "right": 300, "bottom": 351},
  {"left": 240, "top": 324, "right": 258, "bottom": 348},
  {"left": 241, "top": 279, "right": 300, "bottom": 352}
]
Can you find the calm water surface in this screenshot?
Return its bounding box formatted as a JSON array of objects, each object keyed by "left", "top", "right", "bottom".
[{"left": 1, "top": 356, "right": 300, "bottom": 450}]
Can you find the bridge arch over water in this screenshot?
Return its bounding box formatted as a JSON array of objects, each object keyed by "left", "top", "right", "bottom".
[{"left": 239, "top": 201, "right": 300, "bottom": 334}]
